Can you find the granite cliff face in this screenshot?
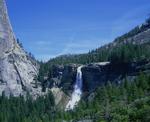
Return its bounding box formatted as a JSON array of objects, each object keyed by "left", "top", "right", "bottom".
[{"left": 0, "top": 0, "right": 41, "bottom": 97}]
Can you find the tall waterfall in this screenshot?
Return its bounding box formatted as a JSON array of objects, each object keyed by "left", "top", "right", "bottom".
[{"left": 65, "top": 66, "right": 83, "bottom": 110}]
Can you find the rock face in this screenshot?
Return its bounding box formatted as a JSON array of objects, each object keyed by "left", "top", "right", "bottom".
[
  {"left": 61, "top": 64, "right": 79, "bottom": 93},
  {"left": 82, "top": 60, "right": 150, "bottom": 92},
  {"left": 50, "top": 87, "right": 70, "bottom": 108},
  {"left": 47, "top": 64, "right": 80, "bottom": 108},
  {"left": 46, "top": 59, "right": 150, "bottom": 100},
  {"left": 0, "top": 0, "right": 41, "bottom": 97},
  {"left": 48, "top": 64, "right": 79, "bottom": 92}
]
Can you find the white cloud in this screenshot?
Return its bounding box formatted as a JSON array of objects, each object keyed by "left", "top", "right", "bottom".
[
  {"left": 57, "top": 39, "right": 107, "bottom": 56},
  {"left": 36, "top": 54, "right": 57, "bottom": 62},
  {"left": 35, "top": 41, "right": 51, "bottom": 45}
]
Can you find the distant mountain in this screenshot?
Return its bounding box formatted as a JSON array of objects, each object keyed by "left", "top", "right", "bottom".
[
  {"left": 37, "top": 16, "right": 150, "bottom": 108},
  {"left": 94, "top": 17, "right": 150, "bottom": 52},
  {"left": 44, "top": 17, "right": 150, "bottom": 66}
]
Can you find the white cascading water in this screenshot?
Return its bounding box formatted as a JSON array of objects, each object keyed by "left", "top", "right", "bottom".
[{"left": 65, "top": 66, "right": 83, "bottom": 110}]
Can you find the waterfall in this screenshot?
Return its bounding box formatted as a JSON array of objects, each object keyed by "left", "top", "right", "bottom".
[{"left": 65, "top": 66, "right": 83, "bottom": 110}]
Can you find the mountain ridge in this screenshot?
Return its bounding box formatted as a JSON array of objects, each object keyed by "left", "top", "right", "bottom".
[
  {"left": 43, "top": 17, "right": 150, "bottom": 66},
  {"left": 35, "top": 17, "right": 150, "bottom": 111}
]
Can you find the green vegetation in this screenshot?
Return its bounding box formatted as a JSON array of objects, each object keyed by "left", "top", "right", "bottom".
[
  {"left": 114, "top": 17, "right": 150, "bottom": 43},
  {"left": 45, "top": 42, "right": 150, "bottom": 66},
  {"left": 38, "top": 42, "right": 150, "bottom": 85},
  {"left": 0, "top": 92, "right": 55, "bottom": 122},
  {"left": 37, "top": 17, "right": 150, "bottom": 84},
  {"left": 72, "top": 73, "right": 150, "bottom": 122},
  {"left": 1, "top": 17, "right": 150, "bottom": 122},
  {"left": 1, "top": 73, "right": 150, "bottom": 122},
  {"left": 40, "top": 17, "right": 150, "bottom": 66},
  {"left": 108, "top": 43, "right": 150, "bottom": 63}
]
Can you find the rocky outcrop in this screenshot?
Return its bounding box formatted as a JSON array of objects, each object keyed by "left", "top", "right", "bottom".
[
  {"left": 82, "top": 60, "right": 150, "bottom": 92},
  {"left": 0, "top": 0, "right": 41, "bottom": 97},
  {"left": 61, "top": 64, "right": 79, "bottom": 94},
  {"left": 48, "top": 64, "right": 79, "bottom": 94},
  {"left": 113, "top": 28, "right": 150, "bottom": 46},
  {"left": 45, "top": 64, "right": 79, "bottom": 108},
  {"left": 50, "top": 87, "right": 70, "bottom": 108},
  {"left": 47, "top": 59, "right": 150, "bottom": 99}
]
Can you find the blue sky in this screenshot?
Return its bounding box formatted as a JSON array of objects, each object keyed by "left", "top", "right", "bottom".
[{"left": 6, "top": 0, "right": 150, "bottom": 61}]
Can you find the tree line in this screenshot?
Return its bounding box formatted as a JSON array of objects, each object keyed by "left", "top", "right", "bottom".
[{"left": 1, "top": 73, "right": 150, "bottom": 121}]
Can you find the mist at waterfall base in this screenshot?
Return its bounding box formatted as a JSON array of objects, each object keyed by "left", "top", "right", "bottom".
[{"left": 65, "top": 66, "right": 83, "bottom": 110}]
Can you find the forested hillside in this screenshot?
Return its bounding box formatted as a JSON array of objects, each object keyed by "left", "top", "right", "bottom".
[
  {"left": 47, "top": 17, "right": 150, "bottom": 65},
  {"left": 38, "top": 17, "right": 150, "bottom": 84},
  {"left": 1, "top": 73, "right": 150, "bottom": 122}
]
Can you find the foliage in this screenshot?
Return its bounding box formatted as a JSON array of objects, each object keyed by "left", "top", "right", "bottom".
[
  {"left": 1, "top": 73, "right": 150, "bottom": 122},
  {"left": 37, "top": 17, "right": 150, "bottom": 85},
  {"left": 0, "top": 92, "right": 55, "bottom": 122},
  {"left": 69, "top": 73, "right": 150, "bottom": 122},
  {"left": 1, "top": 17, "right": 150, "bottom": 122},
  {"left": 38, "top": 42, "right": 150, "bottom": 85}
]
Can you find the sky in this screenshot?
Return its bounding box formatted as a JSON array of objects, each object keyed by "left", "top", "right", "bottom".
[{"left": 6, "top": 0, "right": 150, "bottom": 61}]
